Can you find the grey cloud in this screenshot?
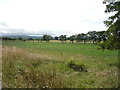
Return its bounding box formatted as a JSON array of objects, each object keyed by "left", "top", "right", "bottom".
[
  {"left": 36, "top": 30, "right": 75, "bottom": 36},
  {"left": 0, "top": 26, "right": 27, "bottom": 35},
  {"left": 80, "top": 19, "right": 105, "bottom": 25},
  {"left": 0, "top": 22, "right": 9, "bottom": 27},
  {"left": 0, "top": 22, "right": 76, "bottom": 36},
  {"left": 37, "top": 30, "right": 55, "bottom": 35}
]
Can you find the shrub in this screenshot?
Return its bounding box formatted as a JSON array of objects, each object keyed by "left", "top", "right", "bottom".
[{"left": 67, "top": 60, "right": 87, "bottom": 72}]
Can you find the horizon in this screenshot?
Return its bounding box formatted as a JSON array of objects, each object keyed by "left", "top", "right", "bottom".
[{"left": 1, "top": 29, "right": 106, "bottom": 37}]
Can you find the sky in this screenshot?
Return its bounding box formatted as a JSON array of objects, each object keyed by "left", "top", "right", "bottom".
[{"left": 0, "top": 0, "right": 112, "bottom": 36}]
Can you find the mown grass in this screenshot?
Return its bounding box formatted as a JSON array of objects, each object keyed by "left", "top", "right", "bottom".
[{"left": 2, "top": 40, "right": 119, "bottom": 88}]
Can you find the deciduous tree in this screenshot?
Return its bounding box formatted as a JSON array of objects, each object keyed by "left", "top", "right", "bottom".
[
  {"left": 42, "top": 35, "right": 52, "bottom": 42},
  {"left": 69, "top": 35, "right": 76, "bottom": 43},
  {"left": 59, "top": 35, "right": 67, "bottom": 43}
]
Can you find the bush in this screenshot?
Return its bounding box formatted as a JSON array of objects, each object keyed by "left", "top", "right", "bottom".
[{"left": 67, "top": 60, "right": 87, "bottom": 72}]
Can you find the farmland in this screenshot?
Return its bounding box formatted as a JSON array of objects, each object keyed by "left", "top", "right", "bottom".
[{"left": 2, "top": 40, "right": 119, "bottom": 88}]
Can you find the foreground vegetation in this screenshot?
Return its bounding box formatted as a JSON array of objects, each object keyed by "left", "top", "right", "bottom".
[{"left": 2, "top": 40, "right": 119, "bottom": 88}]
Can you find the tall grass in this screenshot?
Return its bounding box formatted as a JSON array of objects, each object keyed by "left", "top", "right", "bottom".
[{"left": 2, "top": 46, "right": 72, "bottom": 88}]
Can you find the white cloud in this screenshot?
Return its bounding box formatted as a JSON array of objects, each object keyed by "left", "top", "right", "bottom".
[{"left": 0, "top": 0, "right": 111, "bottom": 36}]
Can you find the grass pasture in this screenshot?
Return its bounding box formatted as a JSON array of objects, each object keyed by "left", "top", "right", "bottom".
[{"left": 2, "top": 40, "right": 119, "bottom": 88}]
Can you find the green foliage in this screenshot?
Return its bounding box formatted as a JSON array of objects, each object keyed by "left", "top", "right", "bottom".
[
  {"left": 103, "top": 1, "right": 120, "bottom": 49},
  {"left": 27, "top": 38, "right": 34, "bottom": 40},
  {"left": 54, "top": 36, "right": 59, "bottom": 40},
  {"left": 96, "top": 31, "right": 106, "bottom": 36},
  {"left": 76, "top": 34, "right": 81, "bottom": 43},
  {"left": 87, "top": 31, "right": 96, "bottom": 39},
  {"left": 67, "top": 60, "right": 87, "bottom": 72},
  {"left": 42, "top": 35, "right": 52, "bottom": 42},
  {"left": 76, "top": 33, "right": 87, "bottom": 43},
  {"left": 18, "top": 37, "right": 23, "bottom": 40},
  {"left": 69, "top": 35, "right": 76, "bottom": 43},
  {"left": 59, "top": 35, "right": 67, "bottom": 43},
  {"left": 98, "top": 41, "right": 106, "bottom": 51},
  {"left": 1, "top": 37, "right": 16, "bottom": 40}
]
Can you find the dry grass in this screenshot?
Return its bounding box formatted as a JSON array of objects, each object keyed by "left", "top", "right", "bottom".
[{"left": 2, "top": 46, "right": 72, "bottom": 88}]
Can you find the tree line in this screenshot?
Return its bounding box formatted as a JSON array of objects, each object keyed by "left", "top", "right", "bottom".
[
  {"left": 0, "top": 30, "right": 108, "bottom": 46},
  {"left": 40, "top": 31, "right": 107, "bottom": 43},
  {"left": 1, "top": 31, "right": 107, "bottom": 42}
]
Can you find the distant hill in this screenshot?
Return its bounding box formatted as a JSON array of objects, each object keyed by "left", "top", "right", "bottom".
[
  {"left": 0, "top": 34, "right": 57, "bottom": 39},
  {"left": 1, "top": 34, "right": 43, "bottom": 39}
]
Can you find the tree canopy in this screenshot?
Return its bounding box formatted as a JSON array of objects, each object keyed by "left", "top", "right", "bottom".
[
  {"left": 42, "top": 35, "right": 52, "bottom": 42},
  {"left": 59, "top": 35, "right": 67, "bottom": 43},
  {"left": 69, "top": 35, "right": 76, "bottom": 43}
]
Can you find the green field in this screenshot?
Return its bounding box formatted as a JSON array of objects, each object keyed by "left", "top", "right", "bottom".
[
  {"left": 2, "top": 40, "right": 118, "bottom": 56},
  {"left": 2, "top": 40, "right": 119, "bottom": 88}
]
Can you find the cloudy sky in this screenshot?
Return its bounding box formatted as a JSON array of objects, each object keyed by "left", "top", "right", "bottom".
[{"left": 0, "top": 0, "right": 111, "bottom": 36}]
